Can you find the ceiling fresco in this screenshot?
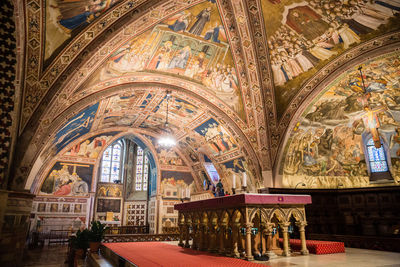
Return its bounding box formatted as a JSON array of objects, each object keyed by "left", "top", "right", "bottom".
[
  {"left": 44, "top": 0, "right": 122, "bottom": 65},
  {"left": 262, "top": 0, "right": 400, "bottom": 117},
  {"left": 281, "top": 51, "right": 400, "bottom": 189},
  {"left": 81, "top": 0, "right": 245, "bottom": 120},
  {"left": 10, "top": 0, "right": 400, "bottom": 191}
]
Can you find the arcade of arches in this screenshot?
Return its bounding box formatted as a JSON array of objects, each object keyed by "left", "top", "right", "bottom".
[{"left": 0, "top": 0, "right": 400, "bottom": 265}]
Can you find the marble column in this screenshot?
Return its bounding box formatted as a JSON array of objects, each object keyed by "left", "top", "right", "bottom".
[
  {"left": 231, "top": 223, "right": 241, "bottom": 258},
  {"left": 178, "top": 222, "right": 185, "bottom": 247},
  {"left": 296, "top": 221, "right": 309, "bottom": 255},
  {"left": 263, "top": 223, "right": 277, "bottom": 258},
  {"left": 218, "top": 225, "right": 227, "bottom": 255},
  {"left": 191, "top": 223, "right": 199, "bottom": 250},
  {"left": 245, "top": 222, "right": 254, "bottom": 261},
  {"left": 280, "top": 222, "right": 291, "bottom": 257},
  {"left": 184, "top": 223, "right": 191, "bottom": 248}
]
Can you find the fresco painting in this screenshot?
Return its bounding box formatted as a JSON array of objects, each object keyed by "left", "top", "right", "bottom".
[
  {"left": 65, "top": 131, "right": 119, "bottom": 158},
  {"left": 261, "top": 0, "right": 400, "bottom": 116},
  {"left": 45, "top": 0, "right": 121, "bottom": 63},
  {"left": 40, "top": 162, "right": 93, "bottom": 196},
  {"left": 194, "top": 118, "right": 237, "bottom": 155},
  {"left": 88, "top": 1, "right": 244, "bottom": 119},
  {"left": 161, "top": 171, "right": 195, "bottom": 199},
  {"left": 220, "top": 157, "right": 247, "bottom": 189},
  {"left": 282, "top": 52, "right": 400, "bottom": 188},
  {"left": 53, "top": 102, "right": 99, "bottom": 153}
]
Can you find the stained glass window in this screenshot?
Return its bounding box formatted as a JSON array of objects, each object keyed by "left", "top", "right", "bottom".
[
  {"left": 204, "top": 162, "right": 220, "bottom": 184},
  {"left": 366, "top": 138, "right": 388, "bottom": 172},
  {"left": 135, "top": 146, "right": 149, "bottom": 191},
  {"left": 100, "top": 140, "right": 124, "bottom": 182}
]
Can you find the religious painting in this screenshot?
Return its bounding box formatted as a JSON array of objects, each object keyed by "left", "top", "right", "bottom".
[
  {"left": 50, "top": 203, "right": 59, "bottom": 212},
  {"left": 65, "top": 131, "right": 119, "bottom": 158},
  {"left": 282, "top": 52, "right": 400, "bottom": 189},
  {"left": 96, "top": 198, "right": 121, "bottom": 212},
  {"left": 37, "top": 203, "right": 46, "bottom": 212},
  {"left": 100, "top": 114, "right": 139, "bottom": 128},
  {"left": 53, "top": 102, "right": 99, "bottom": 153},
  {"left": 40, "top": 162, "right": 93, "bottom": 196},
  {"left": 178, "top": 138, "right": 199, "bottom": 163},
  {"left": 194, "top": 118, "right": 237, "bottom": 155},
  {"left": 157, "top": 149, "right": 186, "bottom": 166},
  {"left": 261, "top": 0, "right": 400, "bottom": 117},
  {"left": 74, "top": 204, "right": 82, "bottom": 213},
  {"left": 84, "top": 1, "right": 245, "bottom": 120},
  {"left": 97, "top": 184, "right": 122, "bottom": 197},
  {"left": 161, "top": 171, "right": 194, "bottom": 199},
  {"left": 44, "top": 0, "right": 121, "bottom": 65},
  {"left": 62, "top": 204, "right": 70, "bottom": 213}
]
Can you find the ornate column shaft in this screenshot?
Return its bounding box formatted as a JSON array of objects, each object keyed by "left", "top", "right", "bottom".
[
  {"left": 245, "top": 222, "right": 254, "bottom": 261},
  {"left": 296, "top": 221, "right": 309, "bottom": 255},
  {"left": 218, "top": 225, "right": 227, "bottom": 254},
  {"left": 191, "top": 223, "right": 199, "bottom": 250},
  {"left": 232, "top": 223, "right": 241, "bottom": 258},
  {"left": 184, "top": 222, "right": 191, "bottom": 248},
  {"left": 280, "top": 222, "right": 291, "bottom": 257},
  {"left": 263, "top": 223, "right": 277, "bottom": 258},
  {"left": 178, "top": 221, "right": 185, "bottom": 247}
]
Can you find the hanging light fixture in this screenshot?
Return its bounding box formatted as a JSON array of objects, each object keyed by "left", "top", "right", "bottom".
[{"left": 157, "top": 90, "right": 176, "bottom": 148}]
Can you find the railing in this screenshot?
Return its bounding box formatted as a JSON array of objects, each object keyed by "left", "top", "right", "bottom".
[
  {"left": 105, "top": 225, "right": 149, "bottom": 235},
  {"left": 103, "top": 233, "right": 179, "bottom": 243},
  {"left": 162, "top": 227, "right": 179, "bottom": 234}
]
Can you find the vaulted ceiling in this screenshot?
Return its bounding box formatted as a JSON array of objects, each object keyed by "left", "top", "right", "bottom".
[{"left": 8, "top": 0, "right": 400, "bottom": 190}]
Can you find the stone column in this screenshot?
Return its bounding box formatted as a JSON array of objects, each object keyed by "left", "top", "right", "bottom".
[
  {"left": 245, "top": 222, "right": 254, "bottom": 261},
  {"left": 184, "top": 223, "right": 191, "bottom": 248},
  {"left": 296, "top": 221, "right": 309, "bottom": 255},
  {"left": 178, "top": 222, "right": 185, "bottom": 247},
  {"left": 218, "top": 225, "right": 227, "bottom": 255},
  {"left": 280, "top": 222, "right": 291, "bottom": 257},
  {"left": 191, "top": 223, "right": 199, "bottom": 250},
  {"left": 263, "top": 223, "right": 277, "bottom": 258},
  {"left": 231, "top": 223, "right": 241, "bottom": 258},
  {"left": 199, "top": 223, "right": 208, "bottom": 251},
  {"left": 208, "top": 222, "right": 217, "bottom": 252}
]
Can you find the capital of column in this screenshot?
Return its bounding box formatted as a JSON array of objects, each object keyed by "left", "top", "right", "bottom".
[
  {"left": 279, "top": 222, "right": 290, "bottom": 232},
  {"left": 295, "top": 221, "right": 308, "bottom": 230},
  {"left": 245, "top": 222, "right": 253, "bottom": 234}
]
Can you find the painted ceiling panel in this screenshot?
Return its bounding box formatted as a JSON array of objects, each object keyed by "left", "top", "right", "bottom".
[
  {"left": 262, "top": 0, "right": 400, "bottom": 117},
  {"left": 281, "top": 51, "right": 400, "bottom": 189}
]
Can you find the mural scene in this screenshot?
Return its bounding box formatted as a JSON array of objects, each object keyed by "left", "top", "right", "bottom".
[
  {"left": 261, "top": 0, "right": 400, "bottom": 116},
  {"left": 194, "top": 118, "right": 237, "bottom": 156},
  {"left": 143, "top": 134, "right": 186, "bottom": 166},
  {"left": 45, "top": 0, "right": 121, "bottom": 63},
  {"left": 86, "top": 1, "right": 245, "bottom": 118},
  {"left": 282, "top": 52, "right": 400, "bottom": 188},
  {"left": 64, "top": 131, "right": 119, "bottom": 158},
  {"left": 52, "top": 102, "right": 99, "bottom": 154},
  {"left": 40, "top": 162, "right": 93, "bottom": 196},
  {"left": 160, "top": 171, "right": 195, "bottom": 199}
]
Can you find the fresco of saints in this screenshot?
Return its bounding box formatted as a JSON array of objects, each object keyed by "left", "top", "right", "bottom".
[
  {"left": 188, "top": 7, "right": 212, "bottom": 35},
  {"left": 169, "top": 46, "right": 191, "bottom": 69},
  {"left": 167, "top": 12, "right": 191, "bottom": 32},
  {"left": 53, "top": 0, "right": 118, "bottom": 33},
  {"left": 286, "top": 7, "right": 330, "bottom": 41}
]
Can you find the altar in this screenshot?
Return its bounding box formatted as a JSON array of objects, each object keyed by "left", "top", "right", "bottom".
[{"left": 174, "top": 193, "right": 312, "bottom": 260}]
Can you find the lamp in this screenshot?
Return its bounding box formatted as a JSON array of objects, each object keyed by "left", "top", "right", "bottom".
[{"left": 157, "top": 91, "right": 176, "bottom": 148}]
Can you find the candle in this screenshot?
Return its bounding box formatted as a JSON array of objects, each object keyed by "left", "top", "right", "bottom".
[
  {"left": 242, "top": 172, "right": 247, "bottom": 187},
  {"left": 232, "top": 173, "right": 236, "bottom": 189}
]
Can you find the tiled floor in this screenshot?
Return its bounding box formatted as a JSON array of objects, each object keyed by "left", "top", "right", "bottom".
[{"left": 22, "top": 244, "right": 400, "bottom": 267}]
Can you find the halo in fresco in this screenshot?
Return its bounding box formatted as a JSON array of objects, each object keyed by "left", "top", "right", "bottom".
[
  {"left": 83, "top": 1, "right": 245, "bottom": 119},
  {"left": 282, "top": 51, "right": 400, "bottom": 189},
  {"left": 261, "top": 0, "right": 400, "bottom": 116}
]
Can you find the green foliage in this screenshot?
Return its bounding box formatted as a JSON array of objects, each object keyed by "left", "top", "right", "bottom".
[
  {"left": 88, "top": 221, "right": 108, "bottom": 242},
  {"left": 70, "top": 229, "right": 89, "bottom": 249}
]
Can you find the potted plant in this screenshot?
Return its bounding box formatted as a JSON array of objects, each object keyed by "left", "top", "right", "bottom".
[
  {"left": 88, "top": 221, "right": 108, "bottom": 253},
  {"left": 70, "top": 229, "right": 89, "bottom": 261}
]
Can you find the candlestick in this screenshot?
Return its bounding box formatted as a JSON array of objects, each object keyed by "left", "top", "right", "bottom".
[
  {"left": 242, "top": 172, "right": 247, "bottom": 187},
  {"left": 232, "top": 173, "right": 236, "bottom": 189}
]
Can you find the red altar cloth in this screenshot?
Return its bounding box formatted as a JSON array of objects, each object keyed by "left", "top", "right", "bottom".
[{"left": 174, "top": 193, "right": 312, "bottom": 211}]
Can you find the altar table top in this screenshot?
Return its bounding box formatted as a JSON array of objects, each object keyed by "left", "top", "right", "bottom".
[{"left": 174, "top": 193, "right": 311, "bottom": 211}]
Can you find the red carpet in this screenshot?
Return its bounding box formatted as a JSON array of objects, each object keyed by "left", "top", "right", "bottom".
[
  {"left": 103, "top": 242, "right": 267, "bottom": 267},
  {"left": 279, "top": 239, "right": 345, "bottom": 254}
]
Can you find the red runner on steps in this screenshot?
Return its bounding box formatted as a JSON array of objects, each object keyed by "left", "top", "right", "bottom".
[{"left": 103, "top": 242, "right": 268, "bottom": 267}]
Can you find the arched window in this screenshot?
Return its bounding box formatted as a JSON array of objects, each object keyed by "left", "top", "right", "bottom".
[
  {"left": 366, "top": 138, "right": 388, "bottom": 172},
  {"left": 135, "top": 146, "right": 149, "bottom": 191},
  {"left": 100, "top": 140, "right": 124, "bottom": 183}
]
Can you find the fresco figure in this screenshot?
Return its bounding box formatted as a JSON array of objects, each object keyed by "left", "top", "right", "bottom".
[
  {"left": 169, "top": 46, "right": 191, "bottom": 69},
  {"left": 55, "top": 0, "right": 117, "bottom": 33},
  {"left": 204, "top": 23, "right": 224, "bottom": 43},
  {"left": 168, "top": 12, "right": 190, "bottom": 32},
  {"left": 286, "top": 7, "right": 330, "bottom": 40},
  {"left": 188, "top": 7, "right": 212, "bottom": 35}
]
